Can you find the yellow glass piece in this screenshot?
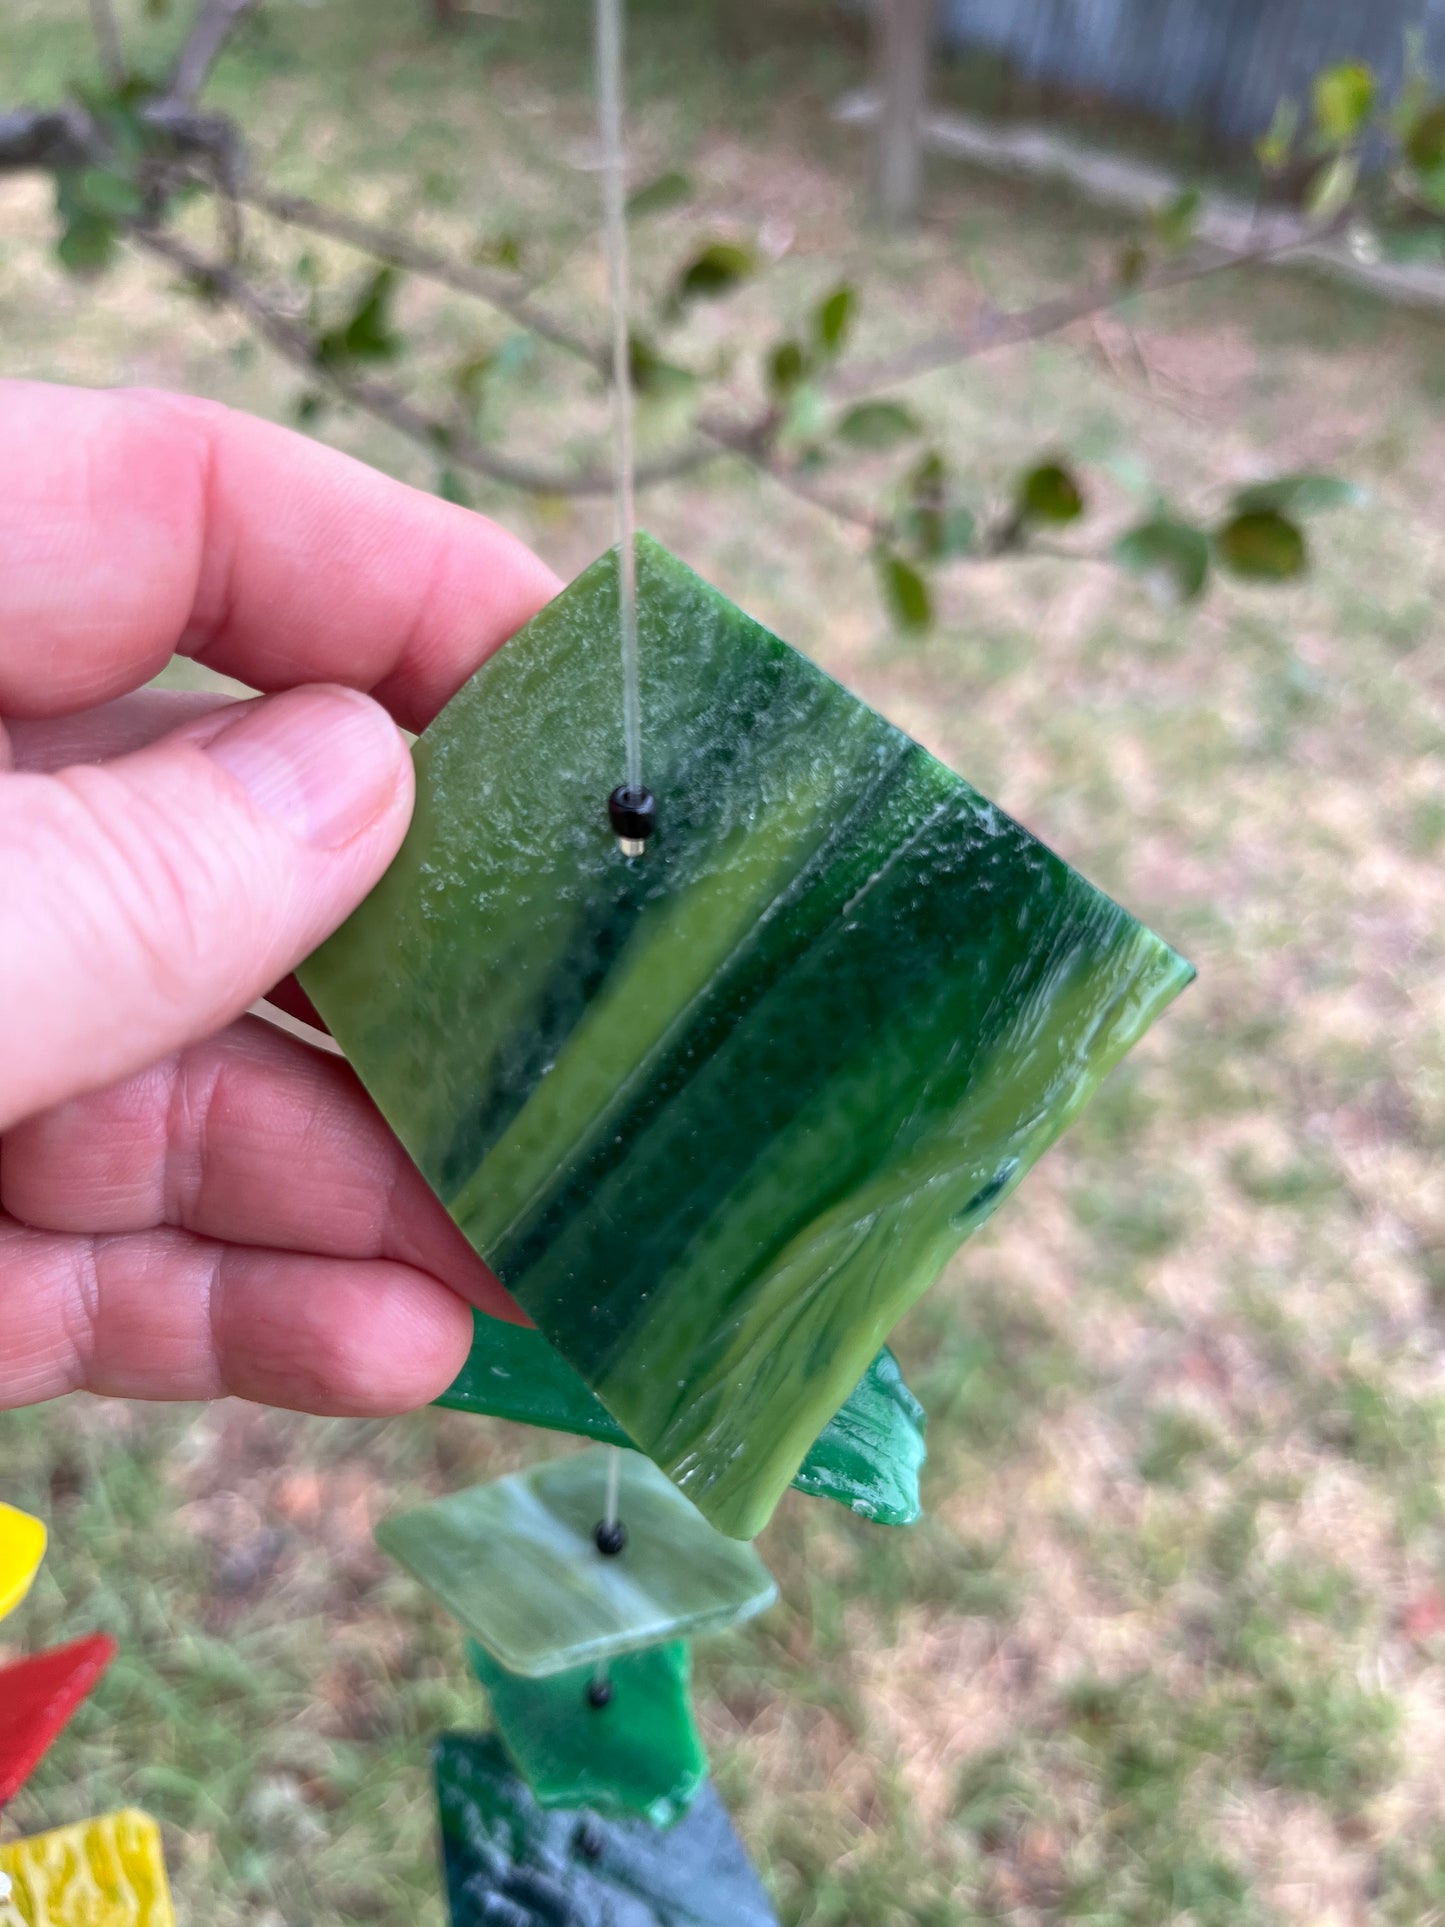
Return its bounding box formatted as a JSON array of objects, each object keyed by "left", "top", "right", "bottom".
[
  {"left": 0, "top": 1504, "right": 46, "bottom": 1624},
  {"left": 0, "top": 1811, "right": 175, "bottom": 1927}
]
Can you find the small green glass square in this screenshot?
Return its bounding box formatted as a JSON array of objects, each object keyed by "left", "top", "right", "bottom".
[
  {"left": 376, "top": 1448, "right": 776, "bottom": 1677},
  {"left": 303, "top": 537, "right": 1191, "bottom": 1538},
  {"left": 469, "top": 1640, "right": 705, "bottom": 1829}
]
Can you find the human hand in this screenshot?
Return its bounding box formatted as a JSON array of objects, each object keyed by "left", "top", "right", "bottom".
[{"left": 0, "top": 381, "right": 559, "bottom": 1417}]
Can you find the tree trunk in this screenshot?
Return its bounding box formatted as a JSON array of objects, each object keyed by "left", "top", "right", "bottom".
[{"left": 872, "top": 0, "right": 936, "bottom": 228}]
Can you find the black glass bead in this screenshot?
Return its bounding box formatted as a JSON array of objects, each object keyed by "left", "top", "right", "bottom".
[
  {"left": 607, "top": 785, "right": 657, "bottom": 845},
  {"left": 593, "top": 1519, "right": 628, "bottom": 1557},
  {"left": 587, "top": 1676, "right": 614, "bottom": 1709}
]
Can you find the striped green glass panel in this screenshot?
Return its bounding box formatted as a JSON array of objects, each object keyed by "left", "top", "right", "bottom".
[{"left": 303, "top": 538, "right": 1192, "bottom": 1539}]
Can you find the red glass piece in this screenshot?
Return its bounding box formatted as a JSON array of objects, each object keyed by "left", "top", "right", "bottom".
[{"left": 0, "top": 1633, "right": 117, "bottom": 1803}]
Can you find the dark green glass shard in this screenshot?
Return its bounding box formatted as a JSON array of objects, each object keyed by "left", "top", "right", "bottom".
[
  {"left": 302, "top": 536, "right": 1193, "bottom": 1539},
  {"left": 437, "top": 1313, "right": 630, "bottom": 1447},
  {"left": 788, "top": 1347, "right": 926, "bottom": 1523},
  {"left": 375, "top": 1447, "right": 776, "bottom": 1677},
  {"left": 435, "top": 1731, "right": 779, "bottom": 1927},
  {"left": 437, "top": 1315, "right": 926, "bottom": 1527},
  {"left": 468, "top": 1639, "right": 706, "bottom": 1829}
]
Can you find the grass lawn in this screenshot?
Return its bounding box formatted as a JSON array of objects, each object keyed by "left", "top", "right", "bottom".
[{"left": 1, "top": 3, "right": 1443, "bottom": 1922}]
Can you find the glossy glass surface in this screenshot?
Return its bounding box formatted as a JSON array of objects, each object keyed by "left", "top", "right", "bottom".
[
  {"left": 469, "top": 1639, "right": 705, "bottom": 1828},
  {"left": 437, "top": 1318, "right": 926, "bottom": 1527},
  {"left": 304, "top": 537, "right": 1192, "bottom": 1538},
  {"left": 0, "top": 1634, "right": 117, "bottom": 1806},
  {"left": 0, "top": 1811, "right": 174, "bottom": 1927},
  {"left": 435, "top": 1732, "right": 778, "bottom": 1927},
  {"left": 375, "top": 1448, "right": 776, "bottom": 1677}
]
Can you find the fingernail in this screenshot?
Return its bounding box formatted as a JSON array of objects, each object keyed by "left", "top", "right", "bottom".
[{"left": 203, "top": 685, "right": 407, "bottom": 848}]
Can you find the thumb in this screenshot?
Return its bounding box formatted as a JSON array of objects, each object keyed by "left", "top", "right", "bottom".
[{"left": 0, "top": 684, "right": 412, "bottom": 1130}]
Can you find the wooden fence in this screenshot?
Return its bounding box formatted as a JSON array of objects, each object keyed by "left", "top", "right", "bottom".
[{"left": 938, "top": 0, "right": 1445, "bottom": 142}]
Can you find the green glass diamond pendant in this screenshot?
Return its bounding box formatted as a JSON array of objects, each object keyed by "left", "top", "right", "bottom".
[
  {"left": 435, "top": 1732, "right": 779, "bottom": 1927},
  {"left": 437, "top": 1314, "right": 927, "bottom": 1527},
  {"left": 376, "top": 1447, "right": 776, "bottom": 1676},
  {"left": 302, "top": 536, "right": 1191, "bottom": 1539},
  {"left": 469, "top": 1639, "right": 705, "bottom": 1828}
]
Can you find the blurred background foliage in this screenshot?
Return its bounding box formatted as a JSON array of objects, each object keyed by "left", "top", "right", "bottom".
[{"left": 0, "top": 1, "right": 1443, "bottom": 1922}]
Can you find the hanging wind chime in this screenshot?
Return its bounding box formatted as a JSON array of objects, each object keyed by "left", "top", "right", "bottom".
[
  {"left": 295, "top": 2, "right": 1194, "bottom": 1918},
  {"left": 3, "top": 2, "right": 1191, "bottom": 1919}
]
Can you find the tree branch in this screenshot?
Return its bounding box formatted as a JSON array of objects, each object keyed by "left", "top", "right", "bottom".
[
  {"left": 242, "top": 183, "right": 609, "bottom": 375},
  {"left": 0, "top": 107, "right": 92, "bottom": 171},
  {"left": 827, "top": 222, "right": 1348, "bottom": 400},
  {"left": 168, "top": 0, "right": 260, "bottom": 106},
  {"left": 133, "top": 227, "right": 717, "bottom": 497}
]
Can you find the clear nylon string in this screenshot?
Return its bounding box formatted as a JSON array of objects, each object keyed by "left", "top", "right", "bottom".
[
  {"left": 596, "top": 0, "right": 643, "bottom": 797},
  {"left": 603, "top": 1443, "right": 622, "bottom": 1532}
]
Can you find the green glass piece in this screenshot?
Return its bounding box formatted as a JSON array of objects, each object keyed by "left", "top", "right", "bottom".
[
  {"left": 789, "top": 1346, "right": 926, "bottom": 1524},
  {"left": 302, "top": 536, "right": 1192, "bottom": 1539},
  {"left": 437, "top": 1313, "right": 631, "bottom": 1446},
  {"left": 468, "top": 1639, "right": 706, "bottom": 1829},
  {"left": 375, "top": 1447, "right": 776, "bottom": 1677},
  {"left": 437, "top": 1315, "right": 926, "bottom": 1526},
  {"left": 435, "top": 1732, "right": 779, "bottom": 1927}
]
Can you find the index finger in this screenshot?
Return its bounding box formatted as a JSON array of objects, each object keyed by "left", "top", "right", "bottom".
[{"left": 0, "top": 381, "right": 561, "bottom": 730}]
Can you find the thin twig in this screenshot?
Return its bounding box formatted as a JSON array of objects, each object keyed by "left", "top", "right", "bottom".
[
  {"left": 826, "top": 222, "right": 1348, "bottom": 400},
  {"left": 0, "top": 102, "right": 239, "bottom": 173},
  {"left": 87, "top": 0, "right": 127, "bottom": 86},
  {"left": 243, "top": 184, "right": 608, "bottom": 374},
  {"left": 134, "top": 227, "right": 717, "bottom": 497},
  {"left": 168, "top": 0, "right": 260, "bottom": 107}
]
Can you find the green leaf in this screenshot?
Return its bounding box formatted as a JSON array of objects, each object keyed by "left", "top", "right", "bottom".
[
  {"left": 1307, "top": 151, "right": 1359, "bottom": 221},
  {"left": 898, "top": 451, "right": 974, "bottom": 561},
  {"left": 1256, "top": 97, "right": 1299, "bottom": 173},
  {"left": 628, "top": 333, "right": 696, "bottom": 400},
  {"left": 1409, "top": 162, "right": 1445, "bottom": 214},
  {"left": 1151, "top": 185, "right": 1202, "bottom": 253},
  {"left": 1215, "top": 508, "right": 1307, "bottom": 581},
  {"left": 1404, "top": 100, "right": 1445, "bottom": 173},
  {"left": 671, "top": 240, "right": 756, "bottom": 307},
  {"left": 437, "top": 467, "right": 471, "bottom": 507},
  {"left": 1018, "top": 460, "right": 1085, "bottom": 524},
  {"left": 768, "top": 338, "right": 807, "bottom": 395},
  {"left": 1378, "top": 224, "right": 1445, "bottom": 265},
  {"left": 55, "top": 212, "right": 117, "bottom": 275},
  {"left": 900, "top": 504, "right": 976, "bottom": 563},
  {"left": 780, "top": 382, "right": 827, "bottom": 446},
  {"left": 626, "top": 171, "right": 692, "bottom": 219},
  {"left": 317, "top": 266, "right": 403, "bottom": 368},
  {"left": 452, "top": 352, "right": 495, "bottom": 408},
  {"left": 1115, "top": 240, "right": 1148, "bottom": 288},
  {"left": 836, "top": 400, "right": 919, "bottom": 449},
  {"left": 74, "top": 168, "right": 145, "bottom": 220},
  {"left": 1231, "top": 473, "right": 1364, "bottom": 516},
  {"left": 875, "top": 548, "right": 933, "bottom": 631},
  {"left": 471, "top": 233, "right": 523, "bottom": 271},
  {"left": 1313, "top": 61, "right": 1376, "bottom": 145},
  {"left": 813, "top": 283, "right": 857, "bottom": 357},
  {"left": 1114, "top": 517, "right": 1211, "bottom": 605}
]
